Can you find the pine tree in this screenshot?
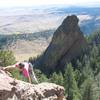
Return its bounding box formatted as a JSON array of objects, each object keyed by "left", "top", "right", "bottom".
[
  {"left": 82, "top": 60, "right": 94, "bottom": 80},
  {"left": 33, "top": 69, "right": 48, "bottom": 83},
  {"left": 64, "top": 63, "right": 81, "bottom": 100},
  {"left": 81, "top": 78, "right": 95, "bottom": 100},
  {"left": 90, "top": 44, "right": 100, "bottom": 75},
  {"left": 74, "top": 69, "right": 81, "bottom": 87},
  {"left": 77, "top": 60, "right": 83, "bottom": 71},
  {"left": 50, "top": 72, "right": 58, "bottom": 84},
  {"left": 57, "top": 72, "right": 64, "bottom": 86},
  {"left": 94, "top": 73, "right": 100, "bottom": 100},
  {"left": 90, "top": 44, "right": 99, "bottom": 58},
  {"left": 75, "top": 60, "right": 83, "bottom": 87},
  {"left": 0, "top": 50, "right": 16, "bottom": 67},
  {"left": 50, "top": 72, "right": 64, "bottom": 86}
]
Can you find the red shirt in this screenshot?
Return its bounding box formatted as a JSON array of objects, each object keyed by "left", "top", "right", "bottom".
[{"left": 15, "top": 62, "right": 29, "bottom": 78}]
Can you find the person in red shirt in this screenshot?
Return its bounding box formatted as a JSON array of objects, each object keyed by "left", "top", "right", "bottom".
[{"left": 4, "top": 62, "right": 38, "bottom": 84}]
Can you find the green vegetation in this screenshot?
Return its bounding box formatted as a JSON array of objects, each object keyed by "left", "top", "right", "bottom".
[
  {"left": 80, "top": 78, "right": 95, "bottom": 100},
  {"left": 0, "top": 30, "right": 53, "bottom": 48},
  {"left": 11, "top": 68, "right": 25, "bottom": 80},
  {"left": 64, "top": 63, "right": 81, "bottom": 100},
  {"left": 50, "top": 72, "right": 64, "bottom": 86},
  {"left": 0, "top": 50, "right": 16, "bottom": 67},
  {"left": 29, "top": 30, "right": 100, "bottom": 99},
  {"left": 34, "top": 69, "right": 49, "bottom": 83}
]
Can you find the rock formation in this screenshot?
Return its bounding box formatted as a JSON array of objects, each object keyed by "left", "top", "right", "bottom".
[
  {"left": 0, "top": 68, "right": 65, "bottom": 100},
  {"left": 38, "top": 15, "right": 87, "bottom": 72}
]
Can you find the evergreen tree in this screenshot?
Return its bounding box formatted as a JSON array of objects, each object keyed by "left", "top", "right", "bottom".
[
  {"left": 0, "top": 50, "right": 16, "bottom": 67},
  {"left": 57, "top": 72, "right": 64, "bottom": 86},
  {"left": 75, "top": 60, "right": 83, "bottom": 87},
  {"left": 76, "top": 60, "right": 83, "bottom": 71},
  {"left": 94, "top": 73, "right": 100, "bottom": 100},
  {"left": 81, "top": 78, "right": 95, "bottom": 100},
  {"left": 74, "top": 69, "right": 82, "bottom": 88},
  {"left": 64, "top": 63, "right": 81, "bottom": 100},
  {"left": 82, "top": 60, "right": 94, "bottom": 80},
  {"left": 50, "top": 72, "right": 64, "bottom": 86},
  {"left": 34, "top": 69, "right": 48, "bottom": 83},
  {"left": 50, "top": 72, "right": 58, "bottom": 84},
  {"left": 90, "top": 44, "right": 100, "bottom": 75},
  {"left": 90, "top": 44, "right": 99, "bottom": 58}
]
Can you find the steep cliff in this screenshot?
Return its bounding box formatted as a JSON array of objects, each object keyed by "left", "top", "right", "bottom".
[{"left": 39, "top": 15, "right": 87, "bottom": 72}]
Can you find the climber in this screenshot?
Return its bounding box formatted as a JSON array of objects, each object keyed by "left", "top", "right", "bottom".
[{"left": 4, "top": 62, "right": 38, "bottom": 84}]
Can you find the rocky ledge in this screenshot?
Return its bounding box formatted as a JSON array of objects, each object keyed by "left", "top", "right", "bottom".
[{"left": 0, "top": 68, "right": 65, "bottom": 100}]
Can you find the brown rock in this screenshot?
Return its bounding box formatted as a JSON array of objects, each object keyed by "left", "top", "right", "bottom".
[{"left": 0, "top": 68, "right": 65, "bottom": 100}]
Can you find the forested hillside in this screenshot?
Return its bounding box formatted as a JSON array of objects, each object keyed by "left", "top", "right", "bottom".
[{"left": 29, "top": 30, "right": 100, "bottom": 100}]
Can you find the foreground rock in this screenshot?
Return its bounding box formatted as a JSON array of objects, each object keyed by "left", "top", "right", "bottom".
[
  {"left": 0, "top": 68, "right": 65, "bottom": 100},
  {"left": 38, "top": 15, "right": 87, "bottom": 72}
]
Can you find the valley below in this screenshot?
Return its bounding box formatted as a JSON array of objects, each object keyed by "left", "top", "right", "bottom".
[{"left": 0, "top": 5, "right": 100, "bottom": 61}]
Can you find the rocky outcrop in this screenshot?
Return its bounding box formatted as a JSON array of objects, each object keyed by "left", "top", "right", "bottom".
[
  {"left": 0, "top": 68, "right": 65, "bottom": 100},
  {"left": 39, "top": 15, "right": 87, "bottom": 72}
]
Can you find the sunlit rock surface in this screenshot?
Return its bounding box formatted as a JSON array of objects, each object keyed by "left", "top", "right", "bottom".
[{"left": 0, "top": 68, "right": 65, "bottom": 100}]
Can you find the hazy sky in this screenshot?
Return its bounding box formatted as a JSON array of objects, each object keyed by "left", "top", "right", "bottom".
[{"left": 0, "top": 0, "right": 100, "bottom": 8}]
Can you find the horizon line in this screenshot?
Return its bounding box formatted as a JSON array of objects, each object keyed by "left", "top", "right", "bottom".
[{"left": 0, "top": 4, "right": 100, "bottom": 9}]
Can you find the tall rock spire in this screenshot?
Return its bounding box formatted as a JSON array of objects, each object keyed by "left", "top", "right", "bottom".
[{"left": 37, "top": 15, "right": 87, "bottom": 73}]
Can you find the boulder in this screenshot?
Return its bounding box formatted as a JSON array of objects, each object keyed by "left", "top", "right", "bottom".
[
  {"left": 0, "top": 68, "right": 65, "bottom": 100},
  {"left": 39, "top": 15, "right": 87, "bottom": 72}
]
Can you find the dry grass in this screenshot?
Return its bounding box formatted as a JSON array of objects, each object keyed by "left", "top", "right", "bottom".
[{"left": 7, "top": 39, "right": 50, "bottom": 61}]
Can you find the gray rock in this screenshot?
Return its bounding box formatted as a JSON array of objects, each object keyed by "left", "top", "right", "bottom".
[{"left": 40, "top": 15, "right": 87, "bottom": 71}]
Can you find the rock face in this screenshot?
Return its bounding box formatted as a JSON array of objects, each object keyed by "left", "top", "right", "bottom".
[
  {"left": 0, "top": 68, "right": 65, "bottom": 100},
  {"left": 39, "top": 15, "right": 87, "bottom": 72}
]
